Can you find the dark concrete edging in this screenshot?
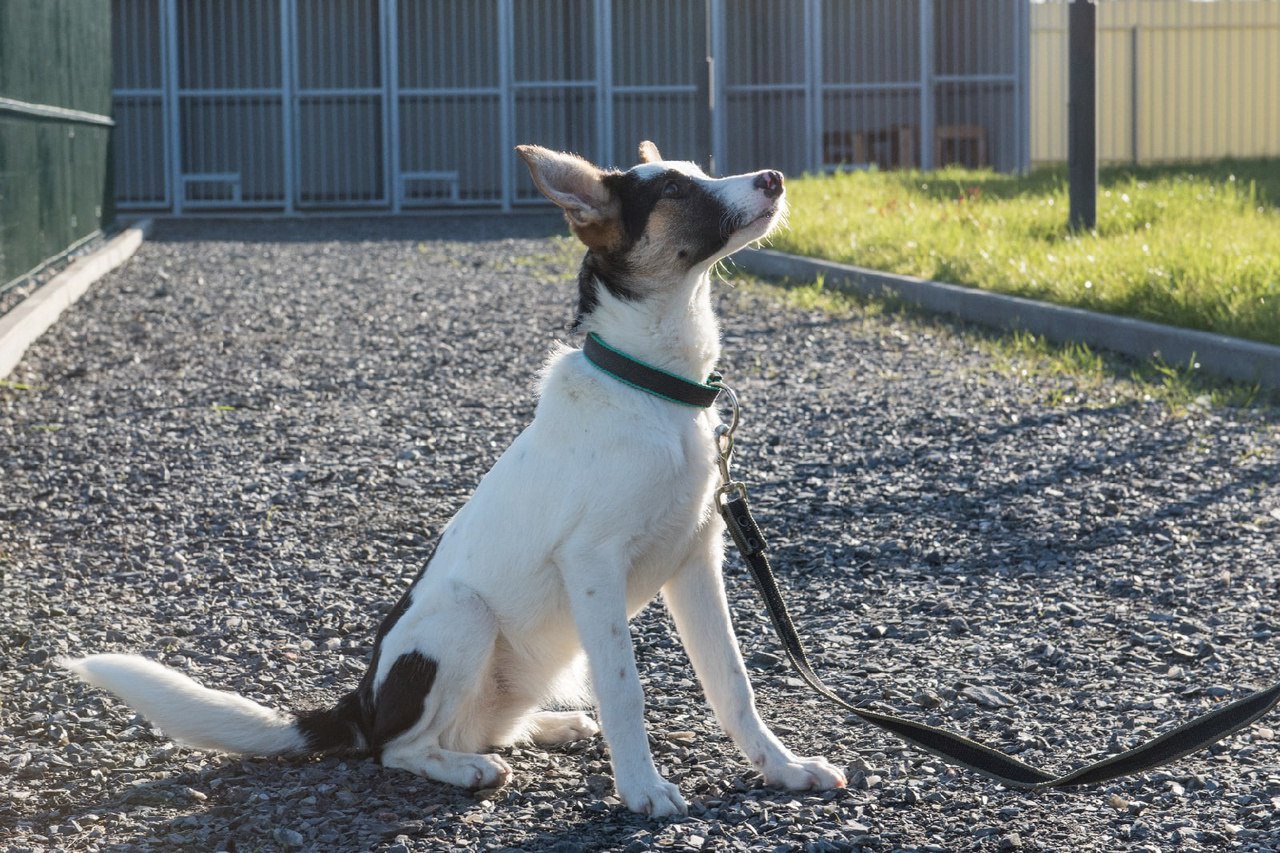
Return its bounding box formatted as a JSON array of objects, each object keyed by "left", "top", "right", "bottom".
[
  {"left": 735, "top": 247, "right": 1280, "bottom": 390},
  {"left": 0, "top": 220, "right": 152, "bottom": 381}
]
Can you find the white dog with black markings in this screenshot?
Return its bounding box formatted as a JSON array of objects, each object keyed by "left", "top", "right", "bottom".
[{"left": 62, "top": 141, "right": 846, "bottom": 817}]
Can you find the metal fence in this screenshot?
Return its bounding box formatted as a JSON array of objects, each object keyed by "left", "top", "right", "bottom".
[
  {"left": 1, "top": 1, "right": 114, "bottom": 291},
  {"left": 1031, "top": 0, "right": 1280, "bottom": 165},
  {"left": 111, "top": 0, "right": 1029, "bottom": 214}
]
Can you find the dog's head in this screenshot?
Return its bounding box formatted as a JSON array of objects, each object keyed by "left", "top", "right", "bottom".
[{"left": 516, "top": 141, "right": 785, "bottom": 324}]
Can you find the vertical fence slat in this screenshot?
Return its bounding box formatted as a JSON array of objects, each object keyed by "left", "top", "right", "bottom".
[{"left": 919, "top": 0, "right": 934, "bottom": 170}]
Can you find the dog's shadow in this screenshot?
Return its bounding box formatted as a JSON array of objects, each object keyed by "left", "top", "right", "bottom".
[
  {"left": 58, "top": 752, "right": 484, "bottom": 851},
  {"left": 62, "top": 741, "right": 807, "bottom": 852}
]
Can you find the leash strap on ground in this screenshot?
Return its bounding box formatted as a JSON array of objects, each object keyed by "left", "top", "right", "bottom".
[{"left": 717, "top": 488, "right": 1280, "bottom": 789}]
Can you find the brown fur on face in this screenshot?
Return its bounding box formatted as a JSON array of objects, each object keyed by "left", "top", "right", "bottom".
[
  {"left": 568, "top": 216, "right": 626, "bottom": 254},
  {"left": 617, "top": 207, "right": 686, "bottom": 283}
]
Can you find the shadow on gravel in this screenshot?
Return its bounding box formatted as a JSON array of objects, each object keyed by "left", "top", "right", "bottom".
[
  {"left": 62, "top": 756, "right": 495, "bottom": 851},
  {"left": 753, "top": 398, "right": 1278, "bottom": 585},
  {"left": 144, "top": 213, "right": 566, "bottom": 245}
]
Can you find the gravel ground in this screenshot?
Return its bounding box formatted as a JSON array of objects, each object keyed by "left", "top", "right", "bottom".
[{"left": 2, "top": 215, "right": 1279, "bottom": 852}]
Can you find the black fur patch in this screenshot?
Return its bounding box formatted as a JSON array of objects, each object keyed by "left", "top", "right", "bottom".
[
  {"left": 360, "top": 543, "right": 438, "bottom": 699},
  {"left": 574, "top": 251, "right": 633, "bottom": 325},
  {"left": 295, "top": 544, "right": 440, "bottom": 755},
  {"left": 370, "top": 651, "right": 439, "bottom": 753},
  {"left": 296, "top": 691, "right": 365, "bottom": 752},
  {"left": 571, "top": 168, "right": 735, "bottom": 326},
  {"left": 612, "top": 168, "right": 736, "bottom": 265}
]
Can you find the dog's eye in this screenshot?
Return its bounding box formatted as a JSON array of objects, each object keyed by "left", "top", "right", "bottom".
[{"left": 661, "top": 180, "right": 684, "bottom": 199}]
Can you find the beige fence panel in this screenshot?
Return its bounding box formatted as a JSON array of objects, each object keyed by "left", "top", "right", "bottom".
[{"left": 1032, "top": 0, "right": 1280, "bottom": 166}]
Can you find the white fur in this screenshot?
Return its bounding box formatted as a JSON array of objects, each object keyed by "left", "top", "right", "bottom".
[
  {"left": 62, "top": 145, "right": 845, "bottom": 818},
  {"left": 59, "top": 654, "right": 306, "bottom": 754}
]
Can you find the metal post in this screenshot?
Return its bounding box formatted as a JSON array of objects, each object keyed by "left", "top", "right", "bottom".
[
  {"left": 804, "top": 0, "right": 823, "bottom": 174},
  {"left": 707, "top": 0, "right": 726, "bottom": 176},
  {"left": 384, "top": 0, "right": 401, "bottom": 213},
  {"left": 695, "top": 0, "right": 713, "bottom": 172},
  {"left": 919, "top": 0, "right": 934, "bottom": 171},
  {"left": 164, "top": 0, "right": 182, "bottom": 214},
  {"left": 1068, "top": 0, "right": 1096, "bottom": 231},
  {"left": 1130, "top": 24, "right": 1139, "bottom": 166},
  {"left": 1017, "top": 0, "right": 1032, "bottom": 173},
  {"left": 498, "top": 0, "right": 514, "bottom": 210},
  {"left": 595, "top": 0, "right": 612, "bottom": 165},
  {"left": 280, "top": 0, "right": 296, "bottom": 214}
]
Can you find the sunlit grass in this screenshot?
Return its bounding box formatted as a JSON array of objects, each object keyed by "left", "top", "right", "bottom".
[
  {"left": 734, "top": 275, "right": 1275, "bottom": 413},
  {"left": 776, "top": 160, "right": 1280, "bottom": 345}
]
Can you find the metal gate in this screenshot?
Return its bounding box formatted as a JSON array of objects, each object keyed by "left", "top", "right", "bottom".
[
  {"left": 112, "top": 0, "right": 1029, "bottom": 215},
  {"left": 714, "top": 0, "right": 1027, "bottom": 178}
]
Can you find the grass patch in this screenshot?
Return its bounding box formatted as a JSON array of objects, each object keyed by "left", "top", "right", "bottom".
[
  {"left": 978, "top": 328, "right": 1272, "bottom": 413},
  {"left": 775, "top": 159, "right": 1280, "bottom": 345},
  {"left": 737, "top": 274, "right": 1277, "bottom": 414}
]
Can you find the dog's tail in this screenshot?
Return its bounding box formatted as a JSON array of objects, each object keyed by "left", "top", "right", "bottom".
[{"left": 60, "top": 653, "right": 365, "bottom": 755}]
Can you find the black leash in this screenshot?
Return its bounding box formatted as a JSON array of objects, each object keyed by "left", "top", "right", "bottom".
[
  {"left": 583, "top": 333, "right": 1280, "bottom": 789},
  {"left": 717, "top": 481, "right": 1280, "bottom": 788}
]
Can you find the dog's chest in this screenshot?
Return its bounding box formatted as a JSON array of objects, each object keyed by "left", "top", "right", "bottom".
[{"left": 620, "top": 417, "right": 720, "bottom": 609}]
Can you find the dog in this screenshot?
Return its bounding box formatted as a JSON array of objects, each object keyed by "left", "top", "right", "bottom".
[{"left": 61, "top": 141, "right": 846, "bottom": 817}]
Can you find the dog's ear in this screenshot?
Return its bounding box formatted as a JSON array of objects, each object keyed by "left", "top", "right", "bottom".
[
  {"left": 638, "top": 141, "right": 663, "bottom": 164},
  {"left": 516, "top": 145, "right": 618, "bottom": 228}
]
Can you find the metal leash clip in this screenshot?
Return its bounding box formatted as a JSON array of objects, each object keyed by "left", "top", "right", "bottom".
[{"left": 711, "top": 381, "right": 747, "bottom": 504}]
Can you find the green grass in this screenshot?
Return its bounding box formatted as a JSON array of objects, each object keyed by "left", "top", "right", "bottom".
[
  {"left": 740, "top": 275, "right": 1277, "bottom": 413},
  {"left": 774, "top": 159, "right": 1280, "bottom": 346}
]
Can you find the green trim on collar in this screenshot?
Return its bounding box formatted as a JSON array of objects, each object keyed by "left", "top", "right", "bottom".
[{"left": 582, "top": 332, "right": 722, "bottom": 408}]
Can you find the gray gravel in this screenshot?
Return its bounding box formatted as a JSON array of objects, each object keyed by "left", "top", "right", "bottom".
[{"left": 3, "top": 215, "right": 1279, "bottom": 852}]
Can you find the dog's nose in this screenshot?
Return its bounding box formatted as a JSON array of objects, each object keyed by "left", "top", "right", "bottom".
[{"left": 753, "top": 170, "right": 784, "bottom": 198}]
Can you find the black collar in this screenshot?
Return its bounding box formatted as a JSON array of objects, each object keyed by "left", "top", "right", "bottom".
[{"left": 582, "top": 333, "right": 722, "bottom": 408}]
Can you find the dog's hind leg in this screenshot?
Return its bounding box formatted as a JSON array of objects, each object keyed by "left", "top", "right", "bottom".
[
  {"left": 522, "top": 710, "right": 600, "bottom": 746},
  {"left": 382, "top": 743, "right": 513, "bottom": 789},
  {"left": 375, "top": 581, "right": 515, "bottom": 789}
]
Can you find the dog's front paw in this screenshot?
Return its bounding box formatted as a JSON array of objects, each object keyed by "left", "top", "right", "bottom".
[
  {"left": 617, "top": 776, "right": 688, "bottom": 817},
  {"left": 761, "top": 755, "right": 847, "bottom": 791}
]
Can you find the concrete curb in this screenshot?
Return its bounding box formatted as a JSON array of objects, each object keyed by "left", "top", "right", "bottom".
[
  {"left": 735, "top": 247, "right": 1280, "bottom": 389},
  {"left": 0, "top": 220, "right": 152, "bottom": 381}
]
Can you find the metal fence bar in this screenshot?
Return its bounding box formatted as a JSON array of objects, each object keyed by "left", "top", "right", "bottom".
[
  {"left": 594, "top": 0, "right": 611, "bottom": 166},
  {"left": 919, "top": 0, "right": 934, "bottom": 170},
  {"left": 803, "top": 0, "right": 821, "bottom": 174},
  {"left": 498, "top": 0, "right": 514, "bottom": 210},
  {"left": 110, "top": 0, "right": 1279, "bottom": 215},
  {"left": 934, "top": 74, "right": 1018, "bottom": 85},
  {"left": 384, "top": 0, "right": 400, "bottom": 212},
  {"left": 0, "top": 97, "right": 114, "bottom": 127},
  {"left": 708, "top": 0, "right": 726, "bottom": 174},
  {"left": 279, "top": 0, "right": 293, "bottom": 212},
  {"left": 1129, "top": 22, "right": 1138, "bottom": 165},
  {"left": 155, "top": 0, "right": 171, "bottom": 209},
  {"left": 162, "top": 0, "right": 181, "bottom": 214}
]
